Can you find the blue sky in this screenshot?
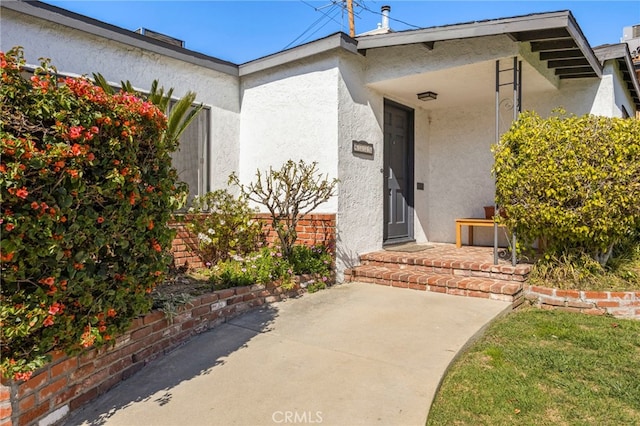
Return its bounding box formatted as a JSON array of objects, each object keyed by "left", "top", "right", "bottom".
[{"left": 43, "top": 1, "right": 639, "bottom": 64}]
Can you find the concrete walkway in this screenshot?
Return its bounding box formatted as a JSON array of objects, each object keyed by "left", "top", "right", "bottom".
[{"left": 64, "top": 283, "right": 511, "bottom": 426}]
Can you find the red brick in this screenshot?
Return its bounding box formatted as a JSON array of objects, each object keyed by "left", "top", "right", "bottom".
[
  {"left": 108, "top": 358, "right": 133, "bottom": 376},
  {"left": 391, "top": 281, "right": 408, "bottom": 289},
  {"left": 0, "top": 387, "right": 9, "bottom": 402},
  {"left": 556, "top": 289, "right": 580, "bottom": 299},
  {"left": 596, "top": 300, "right": 620, "bottom": 308},
  {"left": 0, "top": 419, "right": 12, "bottom": 426},
  {"left": 143, "top": 311, "right": 166, "bottom": 325},
  {"left": 53, "top": 384, "right": 80, "bottom": 406},
  {"left": 70, "top": 363, "right": 96, "bottom": 382},
  {"left": 78, "top": 348, "right": 98, "bottom": 366},
  {"left": 81, "top": 368, "right": 109, "bottom": 391},
  {"left": 152, "top": 318, "right": 170, "bottom": 332},
  {"left": 584, "top": 291, "right": 607, "bottom": 299},
  {"left": 408, "top": 283, "right": 427, "bottom": 291},
  {"left": 197, "top": 293, "right": 219, "bottom": 305},
  {"left": 18, "top": 371, "right": 48, "bottom": 397},
  {"left": 529, "top": 286, "right": 554, "bottom": 296},
  {"left": 69, "top": 387, "right": 98, "bottom": 411},
  {"left": 130, "top": 326, "right": 152, "bottom": 341},
  {"left": 243, "top": 293, "right": 258, "bottom": 302},
  {"left": 18, "top": 402, "right": 50, "bottom": 426},
  {"left": 0, "top": 404, "right": 11, "bottom": 420},
  {"left": 216, "top": 289, "right": 235, "bottom": 299},
  {"left": 609, "top": 291, "right": 633, "bottom": 300},
  {"left": 191, "top": 305, "right": 212, "bottom": 317},
  {"left": 468, "top": 290, "right": 490, "bottom": 299},
  {"left": 38, "top": 376, "right": 67, "bottom": 401},
  {"left": 16, "top": 394, "right": 36, "bottom": 417},
  {"left": 51, "top": 357, "right": 78, "bottom": 379},
  {"left": 540, "top": 297, "right": 565, "bottom": 307}
]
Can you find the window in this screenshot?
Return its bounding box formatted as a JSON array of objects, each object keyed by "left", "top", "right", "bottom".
[{"left": 169, "top": 104, "right": 211, "bottom": 204}]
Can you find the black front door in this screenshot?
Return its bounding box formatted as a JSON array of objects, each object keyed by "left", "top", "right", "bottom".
[{"left": 383, "top": 101, "right": 414, "bottom": 243}]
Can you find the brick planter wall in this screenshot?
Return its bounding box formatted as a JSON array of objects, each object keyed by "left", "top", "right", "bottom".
[
  {"left": 0, "top": 279, "right": 314, "bottom": 426},
  {"left": 170, "top": 213, "right": 336, "bottom": 268},
  {"left": 525, "top": 285, "right": 640, "bottom": 319}
]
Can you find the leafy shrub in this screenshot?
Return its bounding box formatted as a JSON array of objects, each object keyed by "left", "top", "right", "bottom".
[
  {"left": 493, "top": 110, "right": 640, "bottom": 266},
  {"left": 208, "top": 247, "right": 293, "bottom": 290},
  {"left": 0, "top": 48, "right": 187, "bottom": 380},
  {"left": 229, "top": 159, "right": 338, "bottom": 259},
  {"left": 207, "top": 245, "right": 333, "bottom": 292},
  {"left": 186, "top": 189, "right": 266, "bottom": 265},
  {"left": 289, "top": 244, "right": 332, "bottom": 275}
]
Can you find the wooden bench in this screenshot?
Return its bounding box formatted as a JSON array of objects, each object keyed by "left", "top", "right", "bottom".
[{"left": 455, "top": 218, "right": 507, "bottom": 248}]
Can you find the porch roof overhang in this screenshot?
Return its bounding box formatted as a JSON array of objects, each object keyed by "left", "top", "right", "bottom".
[
  {"left": 593, "top": 44, "right": 640, "bottom": 109},
  {"left": 356, "top": 10, "right": 602, "bottom": 80}
]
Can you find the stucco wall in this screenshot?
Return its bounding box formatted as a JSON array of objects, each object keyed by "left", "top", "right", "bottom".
[
  {"left": 334, "top": 52, "right": 385, "bottom": 276},
  {"left": 238, "top": 53, "right": 341, "bottom": 213},
  {"left": 1, "top": 9, "right": 241, "bottom": 193}
]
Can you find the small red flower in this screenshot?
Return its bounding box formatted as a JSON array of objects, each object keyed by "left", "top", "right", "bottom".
[
  {"left": 15, "top": 187, "right": 28, "bottom": 199},
  {"left": 43, "top": 315, "right": 54, "bottom": 327},
  {"left": 68, "top": 126, "right": 84, "bottom": 140},
  {"left": 71, "top": 143, "right": 82, "bottom": 156},
  {"left": 5, "top": 223, "right": 14, "bottom": 231},
  {"left": 48, "top": 302, "right": 63, "bottom": 315},
  {"left": 0, "top": 252, "right": 14, "bottom": 262},
  {"left": 31, "top": 201, "right": 39, "bottom": 209},
  {"left": 13, "top": 371, "right": 33, "bottom": 382},
  {"left": 107, "top": 308, "right": 116, "bottom": 318},
  {"left": 96, "top": 217, "right": 104, "bottom": 224}
]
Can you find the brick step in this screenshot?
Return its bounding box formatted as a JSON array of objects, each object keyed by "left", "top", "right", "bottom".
[
  {"left": 345, "top": 264, "right": 524, "bottom": 303},
  {"left": 359, "top": 252, "right": 531, "bottom": 283}
]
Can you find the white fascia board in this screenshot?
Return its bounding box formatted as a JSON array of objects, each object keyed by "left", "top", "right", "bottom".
[
  {"left": 239, "top": 33, "right": 358, "bottom": 77},
  {"left": 2, "top": 1, "right": 239, "bottom": 76},
  {"left": 564, "top": 12, "right": 602, "bottom": 77},
  {"left": 356, "top": 12, "right": 572, "bottom": 49}
]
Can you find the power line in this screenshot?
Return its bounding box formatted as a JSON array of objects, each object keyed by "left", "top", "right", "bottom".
[{"left": 285, "top": 1, "right": 345, "bottom": 49}]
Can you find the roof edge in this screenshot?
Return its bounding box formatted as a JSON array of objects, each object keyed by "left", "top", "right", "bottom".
[
  {"left": 2, "top": 0, "right": 239, "bottom": 76},
  {"left": 239, "top": 32, "right": 358, "bottom": 77},
  {"left": 594, "top": 43, "right": 640, "bottom": 108}
]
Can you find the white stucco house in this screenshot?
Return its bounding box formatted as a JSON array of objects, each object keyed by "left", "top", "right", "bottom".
[{"left": 2, "top": 1, "right": 640, "bottom": 279}]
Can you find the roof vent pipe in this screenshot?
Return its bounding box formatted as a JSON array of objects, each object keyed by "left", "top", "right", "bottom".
[{"left": 381, "top": 5, "right": 390, "bottom": 30}]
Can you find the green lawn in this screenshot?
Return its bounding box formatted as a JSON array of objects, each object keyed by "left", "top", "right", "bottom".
[{"left": 427, "top": 308, "right": 640, "bottom": 425}]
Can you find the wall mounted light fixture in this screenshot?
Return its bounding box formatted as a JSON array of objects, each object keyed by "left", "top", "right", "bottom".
[{"left": 417, "top": 91, "right": 438, "bottom": 101}]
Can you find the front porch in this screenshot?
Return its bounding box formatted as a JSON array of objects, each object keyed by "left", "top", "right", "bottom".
[{"left": 345, "top": 244, "right": 532, "bottom": 305}]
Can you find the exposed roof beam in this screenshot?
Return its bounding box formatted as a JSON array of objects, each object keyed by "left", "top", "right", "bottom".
[
  {"left": 540, "top": 49, "right": 584, "bottom": 60},
  {"left": 511, "top": 28, "right": 570, "bottom": 42},
  {"left": 530, "top": 39, "right": 577, "bottom": 52},
  {"left": 547, "top": 58, "right": 590, "bottom": 68},
  {"left": 555, "top": 67, "right": 595, "bottom": 75}
]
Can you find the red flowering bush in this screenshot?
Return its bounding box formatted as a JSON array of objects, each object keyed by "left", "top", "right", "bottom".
[{"left": 0, "top": 48, "right": 187, "bottom": 380}]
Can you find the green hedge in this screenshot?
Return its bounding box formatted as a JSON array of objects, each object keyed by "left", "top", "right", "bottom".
[
  {"left": 0, "top": 48, "right": 187, "bottom": 380},
  {"left": 493, "top": 110, "right": 640, "bottom": 266}
]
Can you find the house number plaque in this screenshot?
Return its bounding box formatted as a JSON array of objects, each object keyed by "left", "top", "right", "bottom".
[{"left": 352, "top": 140, "right": 374, "bottom": 156}]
